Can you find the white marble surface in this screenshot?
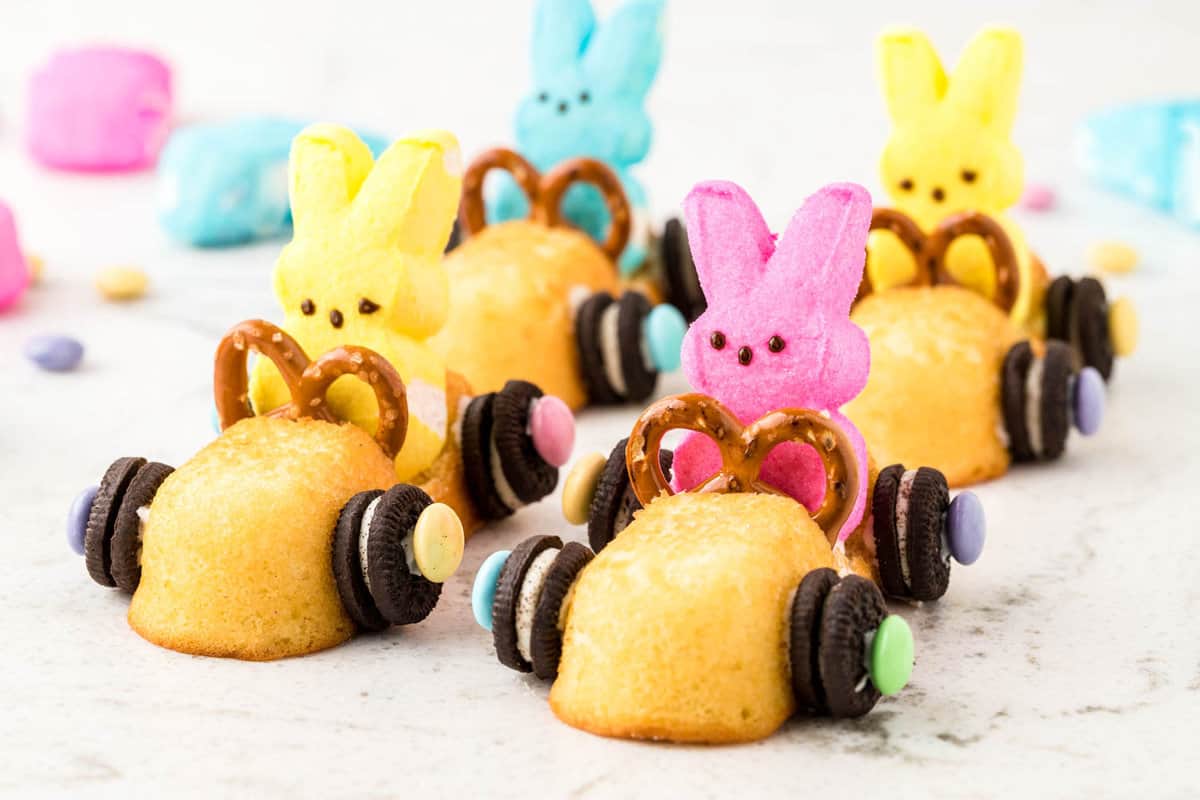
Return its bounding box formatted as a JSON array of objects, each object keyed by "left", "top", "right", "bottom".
[{"left": 2, "top": 1, "right": 1199, "bottom": 797}]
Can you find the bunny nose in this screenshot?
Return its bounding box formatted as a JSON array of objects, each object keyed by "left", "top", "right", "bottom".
[
  {"left": 932, "top": 187, "right": 946, "bottom": 203},
  {"left": 329, "top": 309, "right": 344, "bottom": 329},
  {"left": 737, "top": 346, "right": 753, "bottom": 366},
  {"left": 557, "top": 100, "right": 569, "bottom": 114}
]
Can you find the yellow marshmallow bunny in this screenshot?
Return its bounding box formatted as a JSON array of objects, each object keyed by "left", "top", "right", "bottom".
[
  {"left": 868, "top": 26, "right": 1047, "bottom": 328},
  {"left": 250, "top": 125, "right": 459, "bottom": 480}
]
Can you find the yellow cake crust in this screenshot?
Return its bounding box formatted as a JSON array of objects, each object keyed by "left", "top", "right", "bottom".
[{"left": 128, "top": 416, "right": 396, "bottom": 660}]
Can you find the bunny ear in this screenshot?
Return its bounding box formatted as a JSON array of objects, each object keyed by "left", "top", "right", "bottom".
[
  {"left": 682, "top": 180, "right": 775, "bottom": 303},
  {"left": 876, "top": 27, "right": 947, "bottom": 126},
  {"left": 946, "top": 27, "right": 1023, "bottom": 134},
  {"left": 772, "top": 183, "right": 872, "bottom": 313},
  {"left": 289, "top": 124, "right": 375, "bottom": 234},
  {"left": 532, "top": 0, "right": 596, "bottom": 81},
  {"left": 581, "top": 0, "right": 665, "bottom": 101},
  {"left": 352, "top": 130, "right": 463, "bottom": 254}
]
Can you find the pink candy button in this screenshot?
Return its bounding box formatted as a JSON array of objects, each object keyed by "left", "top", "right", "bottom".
[
  {"left": 1021, "top": 183, "right": 1056, "bottom": 211},
  {"left": 529, "top": 395, "right": 575, "bottom": 468},
  {"left": 27, "top": 47, "right": 173, "bottom": 172}
]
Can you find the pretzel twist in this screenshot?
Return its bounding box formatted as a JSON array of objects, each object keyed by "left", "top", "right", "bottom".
[
  {"left": 458, "top": 147, "right": 631, "bottom": 262},
  {"left": 858, "top": 208, "right": 1021, "bottom": 312},
  {"left": 213, "top": 320, "right": 410, "bottom": 460},
  {"left": 625, "top": 393, "right": 860, "bottom": 541}
]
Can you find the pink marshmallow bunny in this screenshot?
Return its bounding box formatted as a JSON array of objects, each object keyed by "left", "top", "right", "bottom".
[{"left": 671, "top": 181, "right": 873, "bottom": 543}]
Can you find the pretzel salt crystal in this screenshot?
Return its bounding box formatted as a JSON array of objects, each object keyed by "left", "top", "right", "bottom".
[{"left": 625, "top": 393, "right": 860, "bottom": 542}]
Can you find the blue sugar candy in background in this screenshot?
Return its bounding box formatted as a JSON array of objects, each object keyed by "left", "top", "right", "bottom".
[
  {"left": 1078, "top": 99, "right": 1200, "bottom": 229},
  {"left": 157, "top": 117, "right": 389, "bottom": 247}
]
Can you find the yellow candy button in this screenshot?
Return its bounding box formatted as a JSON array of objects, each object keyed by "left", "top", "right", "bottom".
[
  {"left": 26, "top": 253, "right": 44, "bottom": 284},
  {"left": 413, "top": 502, "right": 464, "bottom": 583},
  {"left": 95, "top": 266, "right": 149, "bottom": 301},
  {"left": 562, "top": 452, "right": 607, "bottom": 526},
  {"left": 1087, "top": 241, "right": 1138, "bottom": 274},
  {"left": 1109, "top": 296, "right": 1139, "bottom": 357}
]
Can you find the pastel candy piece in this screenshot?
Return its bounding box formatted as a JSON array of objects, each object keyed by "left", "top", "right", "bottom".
[
  {"left": 0, "top": 202, "right": 30, "bottom": 311},
  {"left": 1021, "top": 183, "right": 1056, "bottom": 211},
  {"left": 158, "top": 118, "right": 392, "bottom": 247},
  {"left": 869, "top": 615, "right": 914, "bottom": 696},
  {"left": 67, "top": 485, "right": 99, "bottom": 556},
  {"left": 946, "top": 491, "right": 986, "bottom": 565},
  {"left": 1087, "top": 241, "right": 1139, "bottom": 274},
  {"left": 1073, "top": 367, "right": 1106, "bottom": 436},
  {"left": 27, "top": 47, "right": 172, "bottom": 172},
  {"left": 644, "top": 303, "right": 686, "bottom": 372},
  {"left": 1109, "top": 297, "right": 1139, "bottom": 356},
  {"left": 412, "top": 502, "right": 465, "bottom": 583},
  {"left": 472, "top": 550, "right": 511, "bottom": 631},
  {"left": 1078, "top": 100, "right": 1200, "bottom": 229},
  {"left": 529, "top": 395, "right": 575, "bottom": 468},
  {"left": 95, "top": 265, "right": 148, "bottom": 300},
  {"left": 24, "top": 335, "right": 83, "bottom": 372},
  {"left": 562, "top": 451, "right": 607, "bottom": 525}
]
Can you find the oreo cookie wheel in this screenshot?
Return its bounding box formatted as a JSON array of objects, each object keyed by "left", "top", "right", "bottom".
[
  {"left": 1044, "top": 275, "right": 1138, "bottom": 381},
  {"left": 574, "top": 290, "right": 686, "bottom": 406},
  {"left": 657, "top": 217, "right": 706, "bottom": 323},
  {"left": 871, "top": 465, "right": 987, "bottom": 602},
  {"left": 559, "top": 438, "right": 674, "bottom": 552},
  {"left": 788, "top": 570, "right": 914, "bottom": 717},
  {"left": 1001, "top": 339, "right": 1106, "bottom": 463},
  {"left": 460, "top": 380, "right": 576, "bottom": 520},
  {"left": 69, "top": 464, "right": 466, "bottom": 632},
  {"left": 471, "top": 535, "right": 595, "bottom": 680}
]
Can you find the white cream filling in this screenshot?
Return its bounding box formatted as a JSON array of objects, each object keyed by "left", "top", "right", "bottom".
[
  {"left": 896, "top": 469, "right": 917, "bottom": 592},
  {"left": 408, "top": 379, "right": 449, "bottom": 442},
  {"left": 567, "top": 284, "right": 593, "bottom": 317},
  {"left": 1024, "top": 357, "right": 1045, "bottom": 457},
  {"left": 358, "top": 496, "right": 423, "bottom": 590},
  {"left": 515, "top": 549, "right": 559, "bottom": 664},
  {"left": 489, "top": 432, "right": 524, "bottom": 512},
  {"left": 599, "top": 302, "right": 627, "bottom": 397},
  {"left": 856, "top": 630, "right": 877, "bottom": 692}
]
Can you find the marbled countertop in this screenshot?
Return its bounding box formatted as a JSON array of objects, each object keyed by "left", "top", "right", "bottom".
[{"left": 3, "top": 2, "right": 1199, "bottom": 797}]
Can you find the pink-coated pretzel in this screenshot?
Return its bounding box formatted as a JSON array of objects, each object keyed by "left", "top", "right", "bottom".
[
  {"left": 213, "top": 319, "right": 409, "bottom": 460},
  {"left": 625, "top": 393, "right": 861, "bottom": 540}
]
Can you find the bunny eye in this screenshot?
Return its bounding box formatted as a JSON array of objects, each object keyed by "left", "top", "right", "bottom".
[
  {"left": 579, "top": 91, "right": 591, "bottom": 104},
  {"left": 537, "top": 92, "right": 549, "bottom": 103},
  {"left": 768, "top": 335, "right": 785, "bottom": 353},
  {"left": 961, "top": 169, "right": 978, "bottom": 184},
  {"left": 899, "top": 179, "right": 914, "bottom": 192},
  {"left": 359, "top": 298, "right": 380, "bottom": 315},
  {"left": 301, "top": 299, "right": 315, "bottom": 316},
  {"left": 710, "top": 331, "right": 726, "bottom": 350}
]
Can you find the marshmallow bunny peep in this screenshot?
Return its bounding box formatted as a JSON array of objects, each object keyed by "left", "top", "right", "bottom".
[
  {"left": 489, "top": 0, "right": 665, "bottom": 272},
  {"left": 672, "top": 182, "right": 872, "bottom": 543},
  {"left": 249, "top": 125, "right": 461, "bottom": 480}
]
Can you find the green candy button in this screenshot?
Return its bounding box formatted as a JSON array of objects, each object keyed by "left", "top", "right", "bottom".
[{"left": 870, "top": 615, "right": 914, "bottom": 695}]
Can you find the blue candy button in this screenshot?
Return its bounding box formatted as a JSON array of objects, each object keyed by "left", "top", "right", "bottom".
[
  {"left": 472, "top": 550, "right": 511, "bottom": 631},
  {"left": 643, "top": 304, "right": 687, "bottom": 373},
  {"left": 67, "top": 485, "right": 99, "bottom": 556}
]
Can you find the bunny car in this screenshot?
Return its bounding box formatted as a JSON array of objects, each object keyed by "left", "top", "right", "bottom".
[
  {"left": 846, "top": 212, "right": 1107, "bottom": 486},
  {"left": 563, "top": 182, "right": 987, "bottom": 602},
  {"left": 472, "top": 392, "right": 920, "bottom": 743},
  {"left": 247, "top": 126, "right": 575, "bottom": 532},
  {"left": 867, "top": 26, "right": 1136, "bottom": 379},
  {"left": 430, "top": 147, "right": 687, "bottom": 411},
  {"left": 484, "top": 0, "right": 704, "bottom": 319},
  {"left": 158, "top": 117, "right": 389, "bottom": 247},
  {"left": 67, "top": 320, "right": 467, "bottom": 660}
]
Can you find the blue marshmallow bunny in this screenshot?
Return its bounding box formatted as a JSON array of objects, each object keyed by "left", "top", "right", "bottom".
[
  {"left": 489, "top": 0, "right": 665, "bottom": 273},
  {"left": 157, "top": 117, "right": 388, "bottom": 247}
]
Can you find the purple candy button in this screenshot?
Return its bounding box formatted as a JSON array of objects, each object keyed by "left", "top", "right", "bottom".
[
  {"left": 1074, "top": 367, "right": 1105, "bottom": 436},
  {"left": 24, "top": 334, "right": 84, "bottom": 372},
  {"left": 67, "top": 485, "right": 98, "bottom": 556},
  {"left": 946, "top": 491, "right": 985, "bottom": 565}
]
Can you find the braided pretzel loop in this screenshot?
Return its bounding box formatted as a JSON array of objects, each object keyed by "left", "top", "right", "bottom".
[
  {"left": 213, "top": 319, "right": 409, "bottom": 460},
  {"left": 458, "top": 147, "right": 631, "bottom": 262},
  {"left": 858, "top": 208, "right": 1020, "bottom": 312},
  {"left": 625, "top": 393, "right": 861, "bottom": 541}
]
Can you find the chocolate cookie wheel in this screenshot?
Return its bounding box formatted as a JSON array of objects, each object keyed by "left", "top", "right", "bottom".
[
  {"left": 108, "top": 462, "right": 175, "bottom": 592},
  {"left": 529, "top": 542, "right": 595, "bottom": 679},
  {"left": 1001, "top": 340, "right": 1106, "bottom": 463},
  {"left": 491, "top": 381, "right": 559, "bottom": 505},
  {"left": 1072, "top": 277, "right": 1115, "bottom": 381},
  {"left": 575, "top": 292, "right": 620, "bottom": 405},
  {"left": 80, "top": 457, "right": 145, "bottom": 587},
  {"left": 461, "top": 393, "right": 515, "bottom": 521},
  {"left": 479, "top": 534, "right": 564, "bottom": 672},
  {"left": 574, "top": 290, "right": 686, "bottom": 406},
  {"left": 659, "top": 217, "right": 705, "bottom": 323},
  {"left": 586, "top": 437, "right": 673, "bottom": 553},
  {"left": 788, "top": 568, "right": 840, "bottom": 713}
]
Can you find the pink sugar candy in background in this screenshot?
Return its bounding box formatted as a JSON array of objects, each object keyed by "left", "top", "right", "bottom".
[
  {"left": 670, "top": 180, "right": 873, "bottom": 543},
  {"left": 0, "top": 202, "right": 30, "bottom": 311},
  {"left": 27, "top": 47, "right": 173, "bottom": 172},
  {"left": 1021, "top": 182, "right": 1056, "bottom": 211}
]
